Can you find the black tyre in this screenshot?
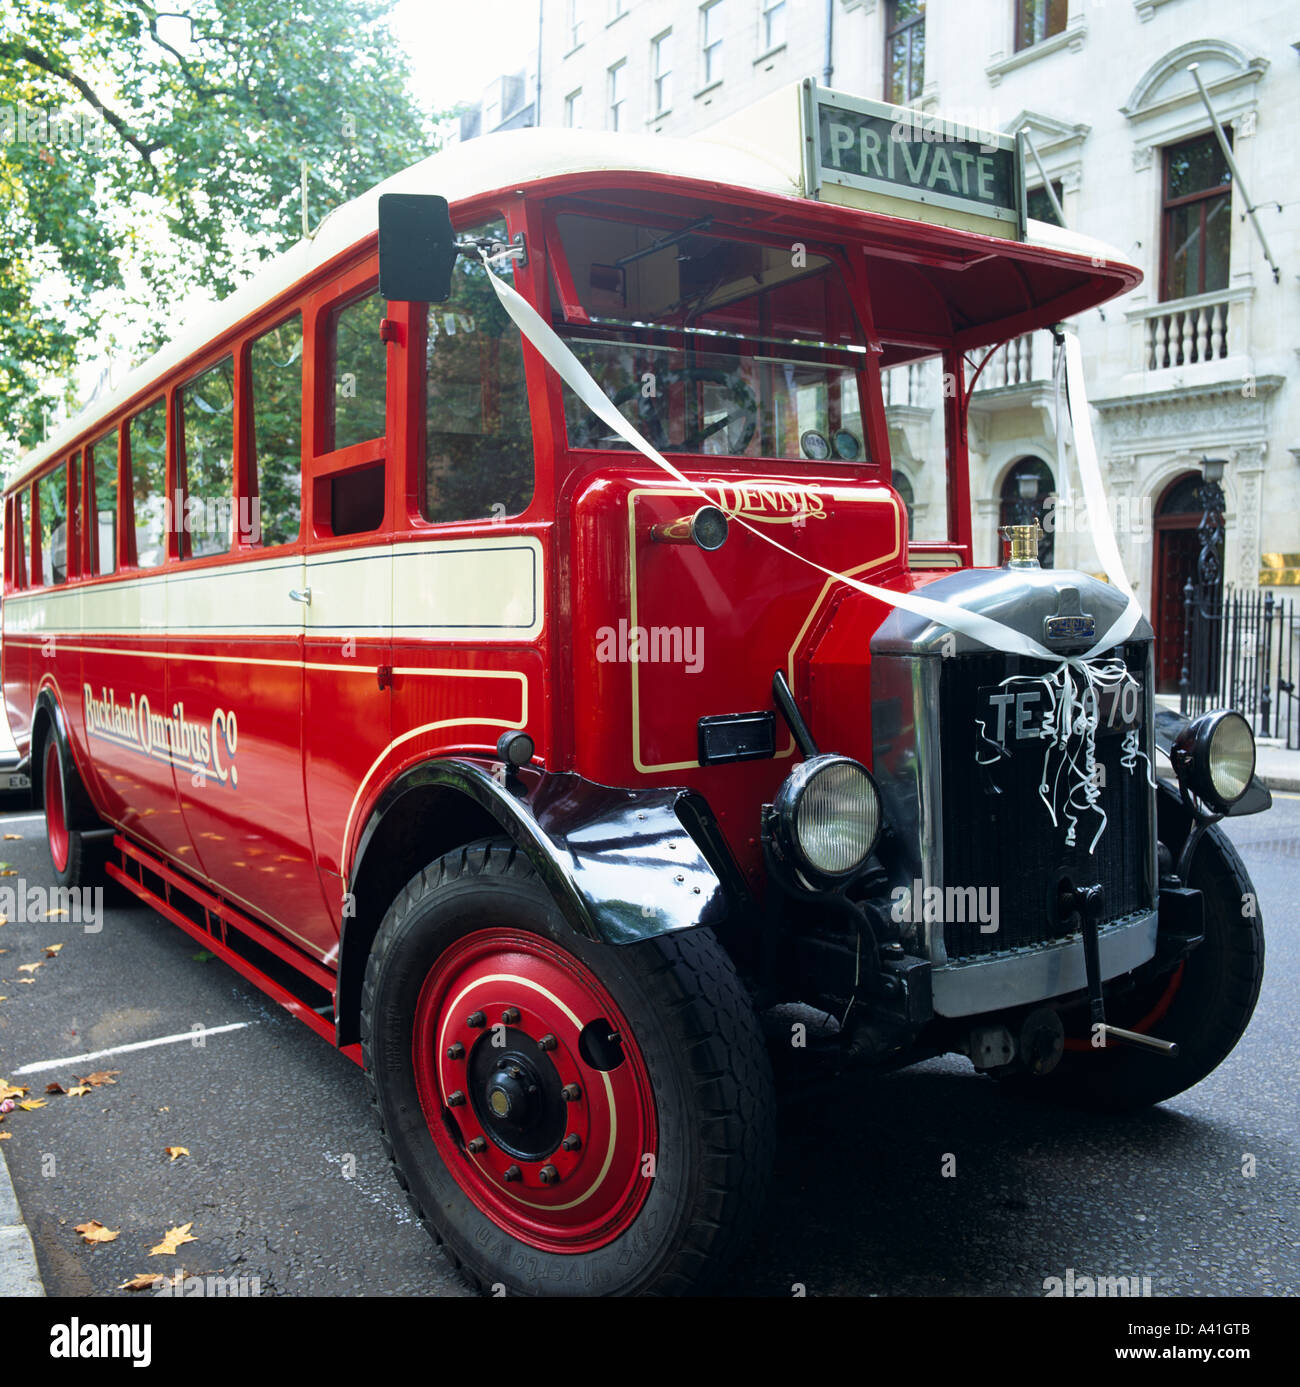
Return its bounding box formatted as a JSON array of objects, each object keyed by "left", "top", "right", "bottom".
[
  {"left": 41, "top": 731, "right": 110, "bottom": 891},
  {"left": 1011, "top": 822, "right": 1263, "bottom": 1111},
  {"left": 360, "top": 837, "right": 775, "bottom": 1295}
]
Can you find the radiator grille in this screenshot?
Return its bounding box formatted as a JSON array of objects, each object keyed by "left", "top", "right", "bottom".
[{"left": 937, "top": 645, "right": 1153, "bottom": 961}]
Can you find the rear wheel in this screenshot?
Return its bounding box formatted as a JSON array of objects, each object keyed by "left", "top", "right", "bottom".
[
  {"left": 42, "top": 732, "right": 109, "bottom": 890},
  {"left": 361, "top": 837, "right": 775, "bottom": 1295},
  {"left": 1008, "top": 823, "right": 1263, "bottom": 1111}
]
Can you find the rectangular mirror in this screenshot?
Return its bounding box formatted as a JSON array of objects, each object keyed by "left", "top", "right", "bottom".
[{"left": 377, "top": 193, "right": 459, "bottom": 303}]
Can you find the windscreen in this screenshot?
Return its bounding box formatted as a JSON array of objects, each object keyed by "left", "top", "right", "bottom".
[{"left": 550, "top": 210, "right": 869, "bottom": 464}]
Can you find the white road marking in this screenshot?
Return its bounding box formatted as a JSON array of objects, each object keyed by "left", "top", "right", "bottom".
[
  {"left": 12, "top": 1022, "right": 255, "bottom": 1075},
  {"left": 0, "top": 812, "right": 49, "bottom": 825}
]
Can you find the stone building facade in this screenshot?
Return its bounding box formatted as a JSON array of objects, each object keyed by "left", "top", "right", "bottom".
[{"left": 466, "top": 0, "right": 1297, "bottom": 687}]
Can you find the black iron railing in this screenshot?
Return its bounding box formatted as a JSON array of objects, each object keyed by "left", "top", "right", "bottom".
[{"left": 1181, "top": 586, "right": 1299, "bottom": 751}]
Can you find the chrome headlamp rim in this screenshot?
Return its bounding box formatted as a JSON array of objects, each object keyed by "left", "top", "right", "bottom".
[
  {"left": 1171, "top": 709, "right": 1256, "bottom": 812},
  {"left": 770, "top": 753, "right": 882, "bottom": 886}
]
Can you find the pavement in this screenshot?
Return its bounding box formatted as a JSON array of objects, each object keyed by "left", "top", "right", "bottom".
[{"left": 0, "top": 1135, "right": 44, "bottom": 1296}]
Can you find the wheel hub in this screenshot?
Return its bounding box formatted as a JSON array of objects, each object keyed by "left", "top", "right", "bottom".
[{"left": 411, "top": 928, "right": 657, "bottom": 1255}]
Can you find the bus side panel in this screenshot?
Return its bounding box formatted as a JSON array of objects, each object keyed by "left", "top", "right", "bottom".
[
  {"left": 165, "top": 556, "right": 337, "bottom": 958},
  {"left": 77, "top": 572, "right": 189, "bottom": 861}
]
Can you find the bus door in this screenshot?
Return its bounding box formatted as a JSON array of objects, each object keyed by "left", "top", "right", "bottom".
[{"left": 301, "top": 277, "right": 394, "bottom": 938}]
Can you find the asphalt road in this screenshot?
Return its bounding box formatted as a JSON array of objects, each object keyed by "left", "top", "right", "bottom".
[{"left": 1, "top": 789, "right": 1296, "bottom": 1298}]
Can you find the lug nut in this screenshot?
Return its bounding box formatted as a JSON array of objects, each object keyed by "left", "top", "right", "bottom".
[
  {"left": 503, "top": 1165, "right": 522, "bottom": 1183},
  {"left": 446, "top": 1042, "right": 465, "bottom": 1060},
  {"left": 538, "top": 1033, "right": 557, "bottom": 1051},
  {"left": 467, "top": 1011, "right": 486, "bottom": 1028},
  {"left": 468, "top": 1136, "right": 487, "bottom": 1154},
  {"left": 561, "top": 1134, "right": 582, "bottom": 1152},
  {"left": 447, "top": 1090, "right": 466, "bottom": 1107},
  {"left": 507, "top": 1064, "right": 523, "bottom": 1080},
  {"left": 539, "top": 1164, "right": 559, "bottom": 1185},
  {"left": 502, "top": 1007, "right": 520, "bottom": 1024},
  {"left": 561, "top": 1083, "right": 581, "bottom": 1102}
]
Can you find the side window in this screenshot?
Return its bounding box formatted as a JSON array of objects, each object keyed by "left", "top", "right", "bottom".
[
  {"left": 330, "top": 290, "right": 386, "bottom": 450},
  {"left": 17, "top": 490, "right": 30, "bottom": 587},
  {"left": 129, "top": 398, "right": 168, "bottom": 568},
  {"left": 37, "top": 463, "right": 68, "bottom": 585},
  {"left": 424, "top": 218, "right": 534, "bottom": 523},
  {"left": 249, "top": 315, "right": 303, "bottom": 547},
  {"left": 90, "top": 427, "right": 118, "bottom": 575},
  {"left": 177, "top": 357, "right": 235, "bottom": 558}
]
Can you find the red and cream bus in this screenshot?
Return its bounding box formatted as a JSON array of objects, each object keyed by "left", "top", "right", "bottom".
[{"left": 3, "top": 83, "right": 1269, "bottom": 1296}]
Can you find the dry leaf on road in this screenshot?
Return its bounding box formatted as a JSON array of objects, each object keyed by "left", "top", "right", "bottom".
[
  {"left": 64, "top": 1085, "right": 92, "bottom": 1097},
  {"left": 2, "top": 833, "right": 22, "bottom": 840},
  {"left": 75, "top": 1220, "right": 120, "bottom": 1244},
  {"left": 1, "top": 1081, "right": 28, "bottom": 1100},
  {"left": 164, "top": 1146, "right": 190, "bottom": 1162},
  {"left": 44, "top": 943, "right": 64, "bottom": 956},
  {"left": 75, "top": 1071, "right": 120, "bottom": 1087},
  {"left": 120, "top": 1272, "right": 166, "bottom": 1291},
  {"left": 148, "top": 1222, "right": 197, "bottom": 1256},
  {"left": 45, "top": 1082, "right": 65, "bottom": 1094},
  {"left": 17, "top": 962, "right": 44, "bottom": 974},
  {"left": 17, "top": 1099, "right": 46, "bottom": 1111}
]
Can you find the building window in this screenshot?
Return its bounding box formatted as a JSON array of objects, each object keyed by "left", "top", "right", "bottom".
[
  {"left": 999, "top": 458, "right": 1055, "bottom": 568},
  {"left": 702, "top": 0, "right": 725, "bottom": 86},
  {"left": 565, "top": 0, "right": 582, "bottom": 50},
  {"left": 1160, "top": 130, "right": 1232, "bottom": 302},
  {"left": 610, "top": 0, "right": 628, "bottom": 18},
  {"left": 564, "top": 88, "right": 583, "bottom": 128},
  {"left": 762, "top": 0, "right": 786, "bottom": 51},
  {"left": 1015, "top": 0, "right": 1067, "bottom": 53},
  {"left": 1027, "top": 179, "right": 1064, "bottom": 227},
  {"left": 884, "top": 1, "right": 925, "bottom": 105},
  {"left": 608, "top": 60, "right": 627, "bottom": 130},
  {"left": 652, "top": 31, "right": 673, "bottom": 113}
]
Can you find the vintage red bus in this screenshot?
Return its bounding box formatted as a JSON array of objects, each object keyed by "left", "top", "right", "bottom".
[{"left": 3, "top": 83, "right": 1268, "bottom": 1295}]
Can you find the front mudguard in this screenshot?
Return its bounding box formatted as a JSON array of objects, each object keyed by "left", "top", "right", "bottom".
[{"left": 349, "top": 759, "right": 742, "bottom": 946}]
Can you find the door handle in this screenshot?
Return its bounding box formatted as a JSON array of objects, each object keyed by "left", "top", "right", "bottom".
[{"left": 289, "top": 587, "right": 312, "bottom": 605}]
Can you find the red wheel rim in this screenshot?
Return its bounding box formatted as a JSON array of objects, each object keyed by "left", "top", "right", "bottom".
[
  {"left": 45, "top": 742, "right": 69, "bottom": 874},
  {"left": 412, "top": 928, "right": 657, "bottom": 1254}
]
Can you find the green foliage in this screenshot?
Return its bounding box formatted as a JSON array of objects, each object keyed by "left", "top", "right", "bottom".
[{"left": 0, "top": 0, "right": 438, "bottom": 465}]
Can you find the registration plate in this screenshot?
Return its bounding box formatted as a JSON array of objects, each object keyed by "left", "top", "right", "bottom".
[
  {"left": 5, "top": 773, "right": 30, "bottom": 790},
  {"left": 978, "top": 675, "right": 1143, "bottom": 745}
]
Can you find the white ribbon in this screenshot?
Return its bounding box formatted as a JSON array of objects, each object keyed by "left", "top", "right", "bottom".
[{"left": 477, "top": 251, "right": 1141, "bottom": 668}]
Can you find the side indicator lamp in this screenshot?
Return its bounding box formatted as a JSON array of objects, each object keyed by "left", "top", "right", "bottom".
[{"left": 650, "top": 505, "right": 730, "bottom": 552}]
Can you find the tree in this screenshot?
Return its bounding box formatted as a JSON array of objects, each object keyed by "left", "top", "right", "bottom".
[{"left": 0, "top": 0, "right": 439, "bottom": 464}]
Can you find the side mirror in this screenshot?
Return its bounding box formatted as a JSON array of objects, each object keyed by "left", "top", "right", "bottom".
[{"left": 377, "top": 193, "right": 459, "bottom": 303}]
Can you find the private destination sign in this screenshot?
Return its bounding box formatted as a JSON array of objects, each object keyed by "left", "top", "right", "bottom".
[{"left": 800, "top": 82, "right": 1027, "bottom": 239}]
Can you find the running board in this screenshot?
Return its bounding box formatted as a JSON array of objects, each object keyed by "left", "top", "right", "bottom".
[{"left": 106, "top": 835, "right": 361, "bottom": 1067}]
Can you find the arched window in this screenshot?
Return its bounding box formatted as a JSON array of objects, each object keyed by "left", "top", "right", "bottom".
[
  {"left": 892, "top": 469, "right": 915, "bottom": 537},
  {"left": 998, "top": 456, "right": 1055, "bottom": 567}
]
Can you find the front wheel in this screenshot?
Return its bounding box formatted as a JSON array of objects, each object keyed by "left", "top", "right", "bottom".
[
  {"left": 1009, "top": 822, "right": 1264, "bottom": 1111},
  {"left": 361, "top": 838, "right": 775, "bottom": 1295}
]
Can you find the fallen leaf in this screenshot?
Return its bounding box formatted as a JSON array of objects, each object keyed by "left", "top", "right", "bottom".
[
  {"left": 18, "top": 1099, "right": 46, "bottom": 1111},
  {"left": 75, "top": 1220, "right": 121, "bottom": 1245},
  {"left": 0, "top": 1132, "right": 9, "bottom": 1140},
  {"left": 0, "top": 868, "right": 16, "bottom": 877},
  {"left": 17, "top": 961, "right": 44, "bottom": 974},
  {"left": 164, "top": 1146, "right": 189, "bottom": 1162},
  {"left": 45, "top": 1082, "right": 65, "bottom": 1094},
  {"left": 18, "top": 978, "right": 35, "bottom": 984},
  {"left": 44, "top": 943, "right": 64, "bottom": 955},
  {"left": 120, "top": 1272, "right": 166, "bottom": 1291},
  {"left": 1, "top": 1082, "right": 29, "bottom": 1100},
  {"left": 3, "top": 833, "right": 21, "bottom": 840},
  {"left": 75, "top": 1071, "right": 120, "bottom": 1087},
  {"left": 44, "top": 910, "right": 68, "bottom": 919},
  {"left": 65, "top": 1085, "right": 91, "bottom": 1097},
  {"left": 148, "top": 1222, "right": 197, "bottom": 1256}
]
